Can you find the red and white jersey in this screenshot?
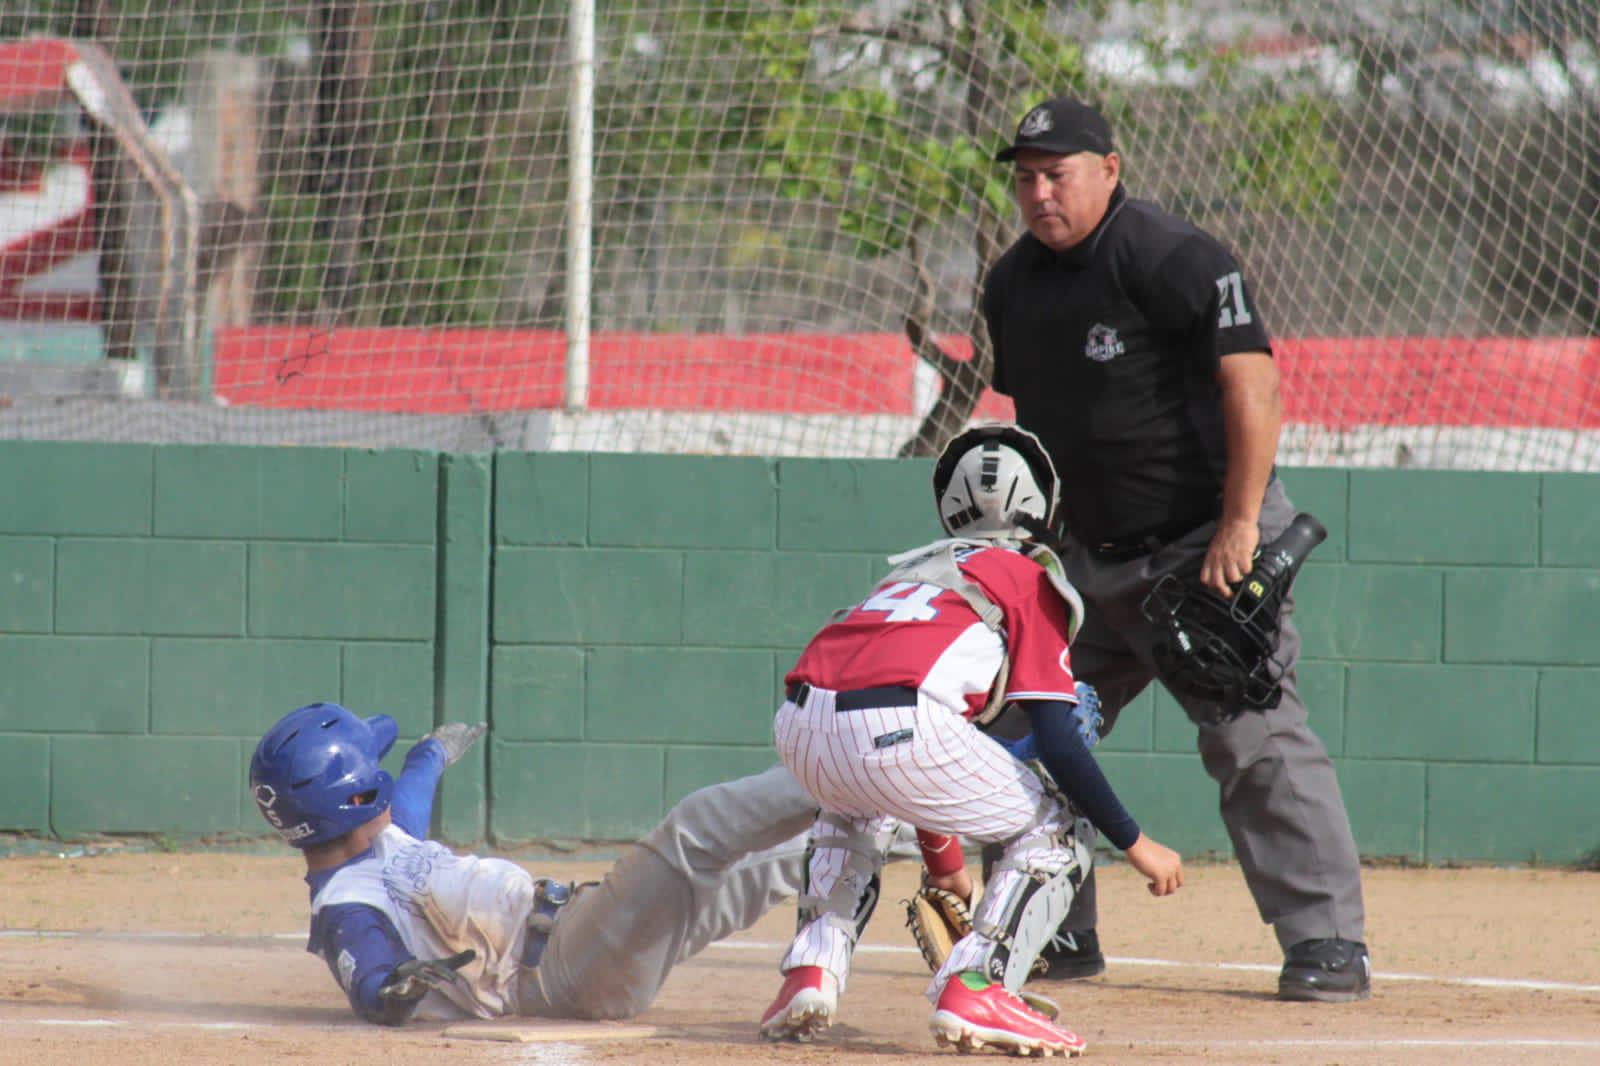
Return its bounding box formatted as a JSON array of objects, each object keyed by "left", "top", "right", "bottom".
[{"left": 787, "top": 544, "right": 1075, "bottom": 718}]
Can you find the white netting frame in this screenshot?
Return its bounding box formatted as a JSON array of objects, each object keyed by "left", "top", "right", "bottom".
[{"left": 0, "top": 1, "right": 1596, "bottom": 466}]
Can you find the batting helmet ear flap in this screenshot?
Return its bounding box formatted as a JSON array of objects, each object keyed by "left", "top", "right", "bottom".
[{"left": 933, "top": 423, "right": 1060, "bottom": 540}]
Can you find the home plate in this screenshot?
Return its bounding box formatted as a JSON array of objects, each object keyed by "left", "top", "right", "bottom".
[{"left": 443, "top": 1019, "right": 662, "bottom": 1043}]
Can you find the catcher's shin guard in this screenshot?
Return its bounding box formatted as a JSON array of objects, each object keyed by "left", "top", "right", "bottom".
[
  {"left": 941, "top": 832, "right": 1089, "bottom": 994},
  {"left": 785, "top": 814, "right": 889, "bottom": 984}
]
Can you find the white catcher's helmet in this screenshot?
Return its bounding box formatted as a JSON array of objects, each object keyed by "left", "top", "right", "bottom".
[{"left": 932, "top": 423, "right": 1059, "bottom": 540}]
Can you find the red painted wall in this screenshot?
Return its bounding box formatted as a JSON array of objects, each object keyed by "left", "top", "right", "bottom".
[{"left": 211, "top": 327, "right": 1600, "bottom": 429}]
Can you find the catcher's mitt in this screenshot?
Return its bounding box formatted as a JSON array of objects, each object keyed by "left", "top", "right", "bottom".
[
  {"left": 904, "top": 877, "right": 1061, "bottom": 989},
  {"left": 904, "top": 876, "right": 973, "bottom": 974}
]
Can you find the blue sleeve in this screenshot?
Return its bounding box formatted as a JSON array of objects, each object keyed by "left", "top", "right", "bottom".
[
  {"left": 309, "top": 902, "right": 418, "bottom": 1025},
  {"left": 389, "top": 738, "right": 446, "bottom": 839},
  {"left": 1023, "top": 700, "right": 1141, "bottom": 851}
]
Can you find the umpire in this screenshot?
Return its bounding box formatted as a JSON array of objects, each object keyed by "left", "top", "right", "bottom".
[{"left": 980, "top": 96, "right": 1369, "bottom": 1002}]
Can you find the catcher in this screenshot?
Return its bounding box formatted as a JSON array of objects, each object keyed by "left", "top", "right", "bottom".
[
  {"left": 759, "top": 424, "right": 1184, "bottom": 1057},
  {"left": 250, "top": 701, "right": 818, "bottom": 1025}
]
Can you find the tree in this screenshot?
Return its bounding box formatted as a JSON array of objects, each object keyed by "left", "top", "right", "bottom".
[
  {"left": 714, "top": 1, "right": 1342, "bottom": 454},
  {"left": 7, "top": 0, "right": 1362, "bottom": 426},
  {"left": 258, "top": 0, "right": 558, "bottom": 326},
  {"left": 1297, "top": 2, "right": 1598, "bottom": 334}
]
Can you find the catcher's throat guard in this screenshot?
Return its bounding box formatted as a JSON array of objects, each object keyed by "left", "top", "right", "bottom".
[{"left": 1142, "top": 513, "right": 1327, "bottom": 720}]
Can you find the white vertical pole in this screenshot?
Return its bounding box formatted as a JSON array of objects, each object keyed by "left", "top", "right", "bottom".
[{"left": 564, "top": 0, "right": 595, "bottom": 411}]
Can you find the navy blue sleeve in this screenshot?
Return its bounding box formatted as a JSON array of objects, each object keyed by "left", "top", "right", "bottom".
[
  {"left": 309, "top": 902, "right": 417, "bottom": 1025},
  {"left": 389, "top": 738, "right": 446, "bottom": 839},
  {"left": 1023, "top": 700, "right": 1141, "bottom": 851}
]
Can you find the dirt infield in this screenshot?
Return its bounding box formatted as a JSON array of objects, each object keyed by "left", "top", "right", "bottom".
[{"left": 2, "top": 849, "right": 1597, "bottom": 1064}]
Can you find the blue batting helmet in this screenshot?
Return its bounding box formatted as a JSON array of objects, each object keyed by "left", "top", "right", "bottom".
[{"left": 249, "top": 702, "right": 398, "bottom": 848}]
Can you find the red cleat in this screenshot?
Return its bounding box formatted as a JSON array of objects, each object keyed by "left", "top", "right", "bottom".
[
  {"left": 929, "top": 971, "right": 1086, "bottom": 1057},
  {"left": 759, "top": 965, "right": 838, "bottom": 1042}
]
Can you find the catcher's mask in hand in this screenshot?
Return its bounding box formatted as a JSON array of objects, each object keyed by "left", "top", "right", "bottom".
[
  {"left": 1141, "top": 513, "right": 1327, "bottom": 721},
  {"left": 1142, "top": 575, "right": 1284, "bottom": 717}
]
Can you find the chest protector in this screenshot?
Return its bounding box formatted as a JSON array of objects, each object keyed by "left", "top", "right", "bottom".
[{"left": 877, "top": 538, "right": 1085, "bottom": 726}]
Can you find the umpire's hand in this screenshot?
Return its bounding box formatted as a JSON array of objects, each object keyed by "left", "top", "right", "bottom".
[{"left": 1201, "top": 517, "right": 1261, "bottom": 599}]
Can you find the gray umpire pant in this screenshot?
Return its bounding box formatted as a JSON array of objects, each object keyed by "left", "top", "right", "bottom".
[
  {"left": 1061, "top": 477, "right": 1365, "bottom": 952},
  {"left": 518, "top": 764, "right": 816, "bottom": 1019}
]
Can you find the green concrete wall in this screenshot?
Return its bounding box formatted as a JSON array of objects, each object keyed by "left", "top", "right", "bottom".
[{"left": 2, "top": 443, "right": 1597, "bottom": 866}]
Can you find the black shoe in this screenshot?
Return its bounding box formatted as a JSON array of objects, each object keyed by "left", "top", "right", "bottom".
[
  {"left": 1032, "top": 927, "right": 1106, "bottom": 980},
  {"left": 1277, "top": 938, "right": 1371, "bottom": 1002}
]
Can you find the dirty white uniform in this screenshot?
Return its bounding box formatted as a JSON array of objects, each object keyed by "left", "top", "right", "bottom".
[
  {"left": 306, "top": 741, "right": 816, "bottom": 1023},
  {"left": 309, "top": 821, "right": 534, "bottom": 1019}
]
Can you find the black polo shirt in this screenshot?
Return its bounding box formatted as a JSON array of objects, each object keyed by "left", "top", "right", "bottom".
[{"left": 984, "top": 185, "right": 1273, "bottom": 546}]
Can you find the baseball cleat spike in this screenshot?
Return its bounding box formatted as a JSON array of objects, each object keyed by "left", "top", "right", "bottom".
[
  {"left": 759, "top": 966, "right": 837, "bottom": 1043},
  {"left": 930, "top": 972, "right": 1086, "bottom": 1057}
]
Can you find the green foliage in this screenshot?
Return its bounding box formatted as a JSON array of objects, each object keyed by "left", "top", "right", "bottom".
[
  {"left": 9, "top": 0, "right": 548, "bottom": 326},
  {"left": 255, "top": 2, "right": 561, "bottom": 323},
  {"left": 1224, "top": 97, "right": 1344, "bottom": 218},
  {"left": 739, "top": 0, "right": 1350, "bottom": 263},
  {"left": 5, "top": 0, "right": 1351, "bottom": 328},
  {"left": 594, "top": 4, "right": 794, "bottom": 205},
  {"left": 255, "top": 185, "right": 329, "bottom": 320},
  {"left": 0, "top": 111, "right": 69, "bottom": 165},
  {"left": 346, "top": 2, "right": 549, "bottom": 326},
  {"left": 749, "top": 1, "right": 1094, "bottom": 260}
]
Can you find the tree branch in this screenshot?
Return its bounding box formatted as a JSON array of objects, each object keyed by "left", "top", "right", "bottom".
[
  {"left": 827, "top": 11, "right": 950, "bottom": 55},
  {"left": 895, "top": 1, "right": 1003, "bottom": 457},
  {"left": 898, "top": 233, "right": 991, "bottom": 457}
]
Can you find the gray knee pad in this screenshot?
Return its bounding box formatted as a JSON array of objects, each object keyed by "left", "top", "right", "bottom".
[
  {"left": 795, "top": 815, "right": 887, "bottom": 946},
  {"left": 972, "top": 834, "right": 1091, "bottom": 991}
]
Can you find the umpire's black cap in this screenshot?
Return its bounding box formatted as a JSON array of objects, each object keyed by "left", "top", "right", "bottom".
[{"left": 995, "top": 97, "right": 1114, "bottom": 161}]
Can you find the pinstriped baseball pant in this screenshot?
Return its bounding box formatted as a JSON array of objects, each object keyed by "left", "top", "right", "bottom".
[{"left": 774, "top": 685, "right": 1075, "bottom": 995}]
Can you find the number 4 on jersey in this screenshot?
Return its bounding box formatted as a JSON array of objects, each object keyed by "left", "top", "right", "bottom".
[{"left": 856, "top": 581, "right": 943, "bottom": 622}]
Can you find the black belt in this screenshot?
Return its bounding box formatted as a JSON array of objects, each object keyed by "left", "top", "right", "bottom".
[
  {"left": 786, "top": 682, "right": 919, "bottom": 711},
  {"left": 1087, "top": 515, "right": 1214, "bottom": 561}
]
